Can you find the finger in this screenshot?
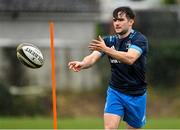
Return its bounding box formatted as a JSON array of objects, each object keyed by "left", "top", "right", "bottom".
[
  {"left": 88, "top": 45, "right": 96, "bottom": 49},
  {"left": 98, "top": 35, "right": 104, "bottom": 42},
  {"left": 72, "top": 67, "right": 77, "bottom": 72},
  {"left": 89, "top": 43, "right": 100, "bottom": 47},
  {"left": 68, "top": 62, "right": 75, "bottom": 66},
  {"left": 69, "top": 65, "right": 73, "bottom": 69},
  {"left": 69, "top": 64, "right": 75, "bottom": 69},
  {"left": 75, "top": 68, "right": 80, "bottom": 72},
  {"left": 89, "top": 45, "right": 101, "bottom": 51},
  {"left": 73, "top": 67, "right": 80, "bottom": 72},
  {"left": 69, "top": 62, "right": 77, "bottom": 69},
  {"left": 75, "top": 63, "right": 80, "bottom": 68},
  {"left": 88, "top": 46, "right": 100, "bottom": 51},
  {"left": 92, "top": 40, "right": 101, "bottom": 44},
  {"left": 88, "top": 47, "right": 95, "bottom": 51},
  {"left": 68, "top": 62, "right": 72, "bottom": 66}
]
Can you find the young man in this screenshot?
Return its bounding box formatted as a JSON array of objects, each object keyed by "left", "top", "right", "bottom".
[{"left": 68, "top": 6, "right": 148, "bottom": 130}]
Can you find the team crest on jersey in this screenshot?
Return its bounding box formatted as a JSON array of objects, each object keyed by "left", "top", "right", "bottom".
[
  {"left": 125, "top": 40, "right": 132, "bottom": 50},
  {"left": 111, "top": 45, "right": 115, "bottom": 50}
]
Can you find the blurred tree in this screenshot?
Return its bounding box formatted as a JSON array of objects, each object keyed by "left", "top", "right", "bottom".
[
  {"left": 162, "top": 0, "right": 176, "bottom": 4},
  {"left": 148, "top": 39, "right": 180, "bottom": 88},
  {"left": 2, "top": 47, "right": 29, "bottom": 87},
  {"left": 0, "top": 83, "right": 13, "bottom": 116}
]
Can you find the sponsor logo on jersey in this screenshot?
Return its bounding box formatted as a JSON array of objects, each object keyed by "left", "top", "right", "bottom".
[{"left": 110, "top": 45, "right": 121, "bottom": 63}]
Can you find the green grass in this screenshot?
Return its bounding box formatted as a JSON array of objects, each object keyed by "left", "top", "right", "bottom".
[{"left": 0, "top": 117, "right": 180, "bottom": 129}]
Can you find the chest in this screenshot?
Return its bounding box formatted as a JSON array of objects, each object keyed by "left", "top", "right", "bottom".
[{"left": 112, "top": 39, "right": 132, "bottom": 52}]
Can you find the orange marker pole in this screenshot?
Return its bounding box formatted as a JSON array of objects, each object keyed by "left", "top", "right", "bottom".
[{"left": 50, "top": 21, "right": 58, "bottom": 130}]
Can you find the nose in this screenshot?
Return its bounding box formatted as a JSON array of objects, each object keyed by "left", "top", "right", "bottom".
[{"left": 114, "top": 21, "right": 121, "bottom": 27}]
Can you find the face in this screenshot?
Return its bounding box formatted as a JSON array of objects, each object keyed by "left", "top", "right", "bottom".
[{"left": 113, "top": 12, "right": 134, "bottom": 35}]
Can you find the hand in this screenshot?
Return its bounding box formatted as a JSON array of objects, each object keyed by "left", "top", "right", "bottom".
[
  {"left": 88, "top": 35, "right": 107, "bottom": 52},
  {"left": 68, "top": 61, "right": 84, "bottom": 72}
]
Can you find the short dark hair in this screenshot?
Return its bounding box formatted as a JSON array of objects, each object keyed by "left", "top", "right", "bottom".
[{"left": 113, "top": 6, "right": 135, "bottom": 20}]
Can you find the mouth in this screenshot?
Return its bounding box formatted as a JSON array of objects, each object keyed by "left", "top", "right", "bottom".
[
  {"left": 115, "top": 26, "right": 122, "bottom": 29},
  {"left": 115, "top": 28, "right": 122, "bottom": 32}
]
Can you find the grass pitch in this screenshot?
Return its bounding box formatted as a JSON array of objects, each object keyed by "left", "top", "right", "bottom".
[{"left": 0, "top": 117, "right": 180, "bottom": 129}]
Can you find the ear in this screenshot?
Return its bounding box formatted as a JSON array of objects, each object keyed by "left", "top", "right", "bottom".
[{"left": 129, "top": 19, "right": 134, "bottom": 26}]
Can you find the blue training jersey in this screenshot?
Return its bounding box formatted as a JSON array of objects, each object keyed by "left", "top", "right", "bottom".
[{"left": 102, "top": 30, "right": 148, "bottom": 96}]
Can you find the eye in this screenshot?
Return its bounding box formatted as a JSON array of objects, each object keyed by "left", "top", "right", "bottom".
[
  {"left": 113, "top": 18, "right": 117, "bottom": 22},
  {"left": 118, "top": 18, "right": 124, "bottom": 21},
  {"left": 113, "top": 18, "right": 125, "bottom": 22}
]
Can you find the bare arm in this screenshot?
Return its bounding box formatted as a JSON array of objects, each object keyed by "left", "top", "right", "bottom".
[
  {"left": 81, "top": 51, "right": 102, "bottom": 69},
  {"left": 89, "top": 36, "right": 141, "bottom": 65},
  {"left": 68, "top": 51, "right": 101, "bottom": 72},
  {"left": 103, "top": 48, "right": 141, "bottom": 65}
]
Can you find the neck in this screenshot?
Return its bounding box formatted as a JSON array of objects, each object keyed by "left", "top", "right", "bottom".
[{"left": 118, "top": 28, "right": 132, "bottom": 39}]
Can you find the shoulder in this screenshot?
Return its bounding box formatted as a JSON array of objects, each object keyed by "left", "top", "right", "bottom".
[
  {"left": 103, "top": 35, "right": 118, "bottom": 42},
  {"left": 131, "top": 30, "right": 148, "bottom": 43},
  {"left": 103, "top": 35, "right": 118, "bottom": 46},
  {"left": 129, "top": 30, "right": 149, "bottom": 54}
]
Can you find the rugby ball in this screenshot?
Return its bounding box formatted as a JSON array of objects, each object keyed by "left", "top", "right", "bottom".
[{"left": 16, "top": 43, "right": 44, "bottom": 68}]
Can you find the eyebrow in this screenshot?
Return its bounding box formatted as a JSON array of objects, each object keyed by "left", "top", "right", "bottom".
[{"left": 113, "top": 17, "right": 125, "bottom": 21}]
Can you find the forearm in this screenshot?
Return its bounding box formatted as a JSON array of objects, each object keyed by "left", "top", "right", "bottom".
[
  {"left": 80, "top": 56, "right": 93, "bottom": 69},
  {"left": 104, "top": 47, "right": 135, "bottom": 65},
  {"left": 81, "top": 53, "right": 100, "bottom": 69}
]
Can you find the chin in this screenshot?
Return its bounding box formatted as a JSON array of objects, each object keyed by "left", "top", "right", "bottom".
[
  {"left": 117, "top": 30, "right": 128, "bottom": 35},
  {"left": 115, "top": 30, "right": 122, "bottom": 34},
  {"left": 115, "top": 31, "right": 123, "bottom": 35},
  {"left": 116, "top": 31, "right": 122, "bottom": 34}
]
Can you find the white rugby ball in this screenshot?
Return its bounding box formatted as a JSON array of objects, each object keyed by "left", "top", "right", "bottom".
[{"left": 16, "top": 43, "right": 44, "bottom": 68}]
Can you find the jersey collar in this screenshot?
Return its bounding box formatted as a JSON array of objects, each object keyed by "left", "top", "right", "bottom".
[{"left": 117, "top": 29, "right": 134, "bottom": 39}]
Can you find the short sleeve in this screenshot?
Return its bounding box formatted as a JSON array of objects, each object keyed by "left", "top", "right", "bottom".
[{"left": 129, "top": 34, "right": 148, "bottom": 55}]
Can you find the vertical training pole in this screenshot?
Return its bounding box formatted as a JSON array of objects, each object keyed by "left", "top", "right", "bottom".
[{"left": 50, "top": 21, "right": 58, "bottom": 130}]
